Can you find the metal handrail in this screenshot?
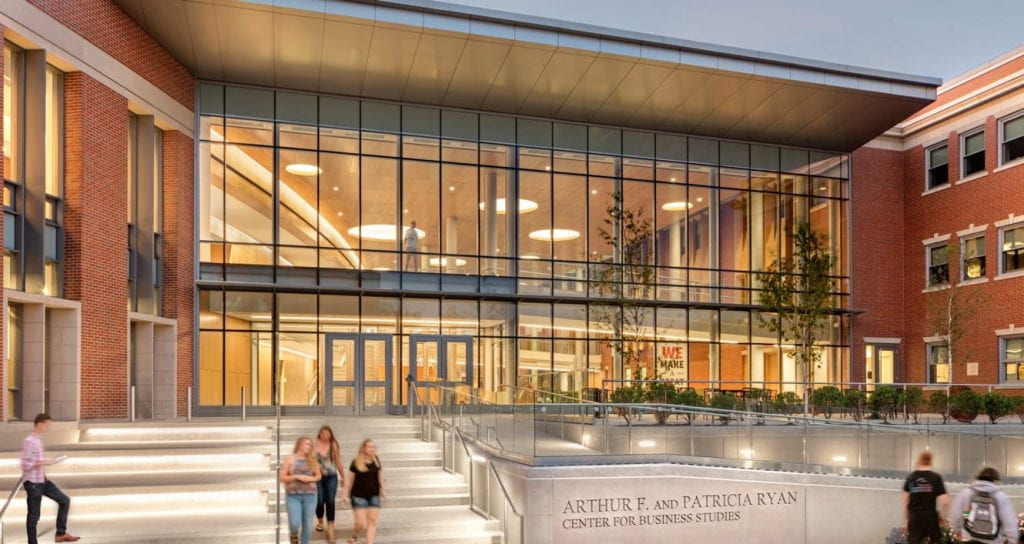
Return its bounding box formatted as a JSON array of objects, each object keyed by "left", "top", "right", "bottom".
[
  {"left": 603, "top": 378, "right": 1024, "bottom": 391},
  {"left": 0, "top": 475, "right": 25, "bottom": 544},
  {"left": 486, "top": 460, "right": 525, "bottom": 544}
]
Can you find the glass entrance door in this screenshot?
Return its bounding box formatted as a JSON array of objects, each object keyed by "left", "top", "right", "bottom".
[
  {"left": 409, "top": 335, "right": 473, "bottom": 411},
  {"left": 865, "top": 344, "right": 898, "bottom": 389},
  {"left": 326, "top": 333, "right": 394, "bottom": 415}
]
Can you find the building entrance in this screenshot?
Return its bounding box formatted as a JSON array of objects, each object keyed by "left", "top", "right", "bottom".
[{"left": 326, "top": 333, "right": 394, "bottom": 415}]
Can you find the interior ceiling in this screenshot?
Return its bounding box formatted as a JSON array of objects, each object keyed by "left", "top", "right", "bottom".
[{"left": 113, "top": 0, "right": 939, "bottom": 152}]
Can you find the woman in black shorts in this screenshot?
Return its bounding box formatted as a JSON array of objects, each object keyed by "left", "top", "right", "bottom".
[{"left": 342, "top": 439, "right": 384, "bottom": 544}]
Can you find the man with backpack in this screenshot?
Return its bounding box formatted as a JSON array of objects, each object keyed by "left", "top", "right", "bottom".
[
  {"left": 950, "top": 467, "right": 1018, "bottom": 543},
  {"left": 903, "top": 451, "right": 948, "bottom": 544}
]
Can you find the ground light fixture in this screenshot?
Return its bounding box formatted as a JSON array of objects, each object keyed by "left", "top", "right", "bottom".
[
  {"left": 477, "top": 198, "right": 538, "bottom": 214},
  {"left": 739, "top": 448, "right": 755, "bottom": 459},
  {"left": 637, "top": 440, "right": 657, "bottom": 448},
  {"left": 528, "top": 228, "right": 580, "bottom": 242},
  {"left": 347, "top": 224, "right": 426, "bottom": 241},
  {"left": 661, "top": 201, "right": 694, "bottom": 211},
  {"left": 832, "top": 455, "right": 848, "bottom": 463},
  {"left": 284, "top": 163, "right": 322, "bottom": 176}
]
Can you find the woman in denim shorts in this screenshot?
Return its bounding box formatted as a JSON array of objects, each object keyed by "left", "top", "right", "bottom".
[{"left": 342, "top": 439, "right": 385, "bottom": 544}]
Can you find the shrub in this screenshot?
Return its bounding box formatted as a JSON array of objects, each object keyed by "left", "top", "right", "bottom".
[
  {"left": 710, "top": 393, "right": 738, "bottom": 425},
  {"left": 981, "top": 392, "right": 1014, "bottom": 424},
  {"left": 644, "top": 382, "right": 678, "bottom": 405},
  {"left": 676, "top": 389, "right": 705, "bottom": 426},
  {"left": 773, "top": 391, "right": 802, "bottom": 416},
  {"left": 1013, "top": 396, "right": 1024, "bottom": 424},
  {"left": 842, "top": 389, "right": 867, "bottom": 421},
  {"left": 610, "top": 384, "right": 646, "bottom": 422},
  {"left": 949, "top": 389, "right": 981, "bottom": 423},
  {"left": 902, "top": 388, "right": 924, "bottom": 424},
  {"left": 928, "top": 391, "right": 950, "bottom": 424},
  {"left": 810, "top": 386, "right": 843, "bottom": 419},
  {"left": 870, "top": 386, "right": 901, "bottom": 423}
]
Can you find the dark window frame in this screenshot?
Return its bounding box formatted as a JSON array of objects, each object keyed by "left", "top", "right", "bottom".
[
  {"left": 925, "top": 142, "right": 949, "bottom": 190},
  {"left": 960, "top": 128, "right": 985, "bottom": 178},
  {"left": 926, "top": 243, "right": 949, "bottom": 287},
  {"left": 1000, "top": 112, "right": 1024, "bottom": 166}
]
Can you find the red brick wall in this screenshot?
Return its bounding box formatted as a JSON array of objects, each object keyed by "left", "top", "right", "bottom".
[
  {"left": 850, "top": 146, "right": 905, "bottom": 381},
  {"left": 853, "top": 118, "right": 1024, "bottom": 386},
  {"left": 915, "top": 55, "right": 1024, "bottom": 118},
  {"left": 64, "top": 72, "right": 129, "bottom": 419},
  {"left": 161, "top": 131, "right": 194, "bottom": 417},
  {"left": 27, "top": 0, "right": 193, "bottom": 109}
]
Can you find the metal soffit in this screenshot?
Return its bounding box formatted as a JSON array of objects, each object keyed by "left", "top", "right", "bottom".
[{"left": 113, "top": 0, "right": 941, "bottom": 152}]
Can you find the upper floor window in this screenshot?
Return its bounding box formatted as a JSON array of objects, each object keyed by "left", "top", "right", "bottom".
[
  {"left": 4, "top": 45, "right": 23, "bottom": 290},
  {"left": 1001, "top": 224, "right": 1024, "bottom": 275},
  {"left": 928, "top": 343, "right": 949, "bottom": 383},
  {"left": 961, "top": 129, "right": 985, "bottom": 177},
  {"left": 1001, "top": 113, "right": 1024, "bottom": 165},
  {"left": 1003, "top": 336, "right": 1024, "bottom": 383},
  {"left": 926, "top": 143, "right": 948, "bottom": 190},
  {"left": 43, "top": 65, "right": 64, "bottom": 298},
  {"left": 926, "top": 243, "right": 949, "bottom": 287},
  {"left": 962, "top": 235, "right": 985, "bottom": 280}
]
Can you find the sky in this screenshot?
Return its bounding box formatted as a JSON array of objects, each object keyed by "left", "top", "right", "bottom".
[{"left": 447, "top": 0, "right": 1024, "bottom": 82}]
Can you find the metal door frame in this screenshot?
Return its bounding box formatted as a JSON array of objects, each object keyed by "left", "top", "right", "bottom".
[
  {"left": 866, "top": 343, "right": 900, "bottom": 386},
  {"left": 408, "top": 334, "right": 474, "bottom": 412},
  {"left": 325, "top": 333, "right": 394, "bottom": 415}
]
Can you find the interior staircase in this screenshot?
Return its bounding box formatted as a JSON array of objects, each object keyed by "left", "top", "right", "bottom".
[{"left": 0, "top": 417, "right": 502, "bottom": 543}]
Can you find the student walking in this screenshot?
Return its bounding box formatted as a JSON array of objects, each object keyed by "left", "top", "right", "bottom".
[
  {"left": 341, "top": 439, "right": 385, "bottom": 544},
  {"left": 950, "top": 467, "right": 1018, "bottom": 544},
  {"left": 902, "top": 451, "right": 948, "bottom": 544},
  {"left": 314, "top": 425, "right": 343, "bottom": 542},
  {"left": 21, "top": 413, "right": 79, "bottom": 543},
  {"left": 280, "top": 437, "right": 322, "bottom": 544}
]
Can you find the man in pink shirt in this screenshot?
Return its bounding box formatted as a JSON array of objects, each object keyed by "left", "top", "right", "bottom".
[{"left": 20, "top": 413, "right": 79, "bottom": 543}]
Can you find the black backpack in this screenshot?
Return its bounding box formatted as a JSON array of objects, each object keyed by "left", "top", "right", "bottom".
[{"left": 964, "top": 490, "right": 1001, "bottom": 540}]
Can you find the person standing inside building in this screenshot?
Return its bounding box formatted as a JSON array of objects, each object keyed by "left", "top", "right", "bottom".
[
  {"left": 279, "top": 437, "right": 322, "bottom": 544},
  {"left": 314, "top": 425, "right": 343, "bottom": 542},
  {"left": 950, "top": 467, "right": 1017, "bottom": 544},
  {"left": 902, "top": 451, "right": 948, "bottom": 544},
  {"left": 341, "top": 439, "right": 385, "bottom": 544},
  {"left": 403, "top": 221, "right": 419, "bottom": 271},
  {"left": 21, "top": 413, "right": 79, "bottom": 543}
]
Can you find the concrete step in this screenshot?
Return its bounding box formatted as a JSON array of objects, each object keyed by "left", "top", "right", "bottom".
[
  {"left": 2, "top": 505, "right": 502, "bottom": 544},
  {"left": 268, "top": 492, "right": 471, "bottom": 510},
  {"left": 78, "top": 424, "right": 272, "bottom": 443}
]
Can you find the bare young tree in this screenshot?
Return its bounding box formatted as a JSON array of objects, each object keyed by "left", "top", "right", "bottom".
[
  {"left": 592, "top": 189, "right": 655, "bottom": 381},
  {"left": 924, "top": 242, "right": 987, "bottom": 383},
  {"left": 755, "top": 222, "right": 836, "bottom": 407}
]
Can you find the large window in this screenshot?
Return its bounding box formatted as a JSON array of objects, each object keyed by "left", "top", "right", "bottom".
[
  {"left": 962, "top": 235, "right": 985, "bottom": 280},
  {"left": 928, "top": 343, "right": 949, "bottom": 384},
  {"left": 1001, "top": 225, "right": 1024, "bottom": 275},
  {"left": 926, "top": 243, "right": 949, "bottom": 287},
  {"left": 197, "top": 84, "right": 851, "bottom": 305},
  {"left": 1001, "top": 113, "right": 1024, "bottom": 165},
  {"left": 43, "top": 65, "right": 63, "bottom": 297},
  {"left": 3, "top": 45, "right": 22, "bottom": 290},
  {"left": 961, "top": 129, "right": 985, "bottom": 178},
  {"left": 926, "top": 143, "right": 949, "bottom": 190},
  {"left": 1003, "top": 336, "right": 1024, "bottom": 383}
]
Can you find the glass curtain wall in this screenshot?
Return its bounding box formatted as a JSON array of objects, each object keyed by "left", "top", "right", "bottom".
[{"left": 195, "top": 83, "right": 852, "bottom": 408}]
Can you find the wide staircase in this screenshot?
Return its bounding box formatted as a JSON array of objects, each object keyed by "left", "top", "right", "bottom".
[{"left": 0, "top": 417, "right": 501, "bottom": 543}]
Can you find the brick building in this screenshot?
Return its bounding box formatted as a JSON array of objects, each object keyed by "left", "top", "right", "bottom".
[
  {"left": 852, "top": 47, "right": 1024, "bottom": 387},
  {"left": 3, "top": 0, "right": 972, "bottom": 421}
]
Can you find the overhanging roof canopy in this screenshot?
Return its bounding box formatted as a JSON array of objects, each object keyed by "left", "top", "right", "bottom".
[{"left": 113, "top": 0, "right": 940, "bottom": 152}]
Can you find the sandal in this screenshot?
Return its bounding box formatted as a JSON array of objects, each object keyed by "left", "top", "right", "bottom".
[{"left": 315, "top": 522, "right": 325, "bottom": 532}]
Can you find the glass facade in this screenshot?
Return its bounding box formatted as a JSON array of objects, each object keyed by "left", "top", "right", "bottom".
[{"left": 196, "top": 83, "right": 852, "bottom": 411}]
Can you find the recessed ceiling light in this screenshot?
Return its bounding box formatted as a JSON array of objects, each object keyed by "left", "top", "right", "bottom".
[
  {"left": 591, "top": 190, "right": 597, "bottom": 195},
  {"left": 448, "top": 186, "right": 455, "bottom": 192},
  {"left": 696, "top": 197, "right": 703, "bottom": 202},
  {"left": 520, "top": 254, "right": 540, "bottom": 260},
  {"left": 661, "top": 201, "right": 693, "bottom": 211},
  {"left": 285, "top": 163, "right": 321, "bottom": 176},
  {"left": 332, "top": 186, "right": 339, "bottom": 191},
  {"left": 478, "top": 198, "right": 538, "bottom": 214},
  {"left": 544, "top": 165, "right": 551, "bottom": 171},
  {"left": 336, "top": 212, "right": 343, "bottom": 216},
  {"left": 347, "top": 224, "right": 426, "bottom": 242},
  {"left": 427, "top": 257, "right": 467, "bottom": 267},
  {"left": 529, "top": 228, "right": 580, "bottom": 242},
  {"left": 670, "top": 177, "right": 677, "bottom": 182}
]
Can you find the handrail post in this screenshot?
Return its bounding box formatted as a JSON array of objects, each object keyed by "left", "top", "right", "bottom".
[
  {"left": 129, "top": 385, "right": 136, "bottom": 422},
  {"left": 241, "top": 387, "right": 247, "bottom": 421},
  {"left": 186, "top": 386, "right": 193, "bottom": 422}
]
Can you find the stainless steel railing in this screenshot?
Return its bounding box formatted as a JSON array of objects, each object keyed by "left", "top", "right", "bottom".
[
  {"left": 0, "top": 476, "right": 25, "bottom": 544},
  {"left": 413, "top": 383, "right": 525, "bottom": 544},
  {"left": 413, "top": 381, "right": 1024, "bottom": 482}
]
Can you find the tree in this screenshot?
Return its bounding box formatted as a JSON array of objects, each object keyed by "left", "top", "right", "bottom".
[
  {"left": 755, "top": 222, "right": 835, "bottom": 410},
  {"left": 924, "top": 242, "right": 987, "bottom": 384},
  {"left": 593, "top": 190, "right": 656, "bottom": 382}
]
